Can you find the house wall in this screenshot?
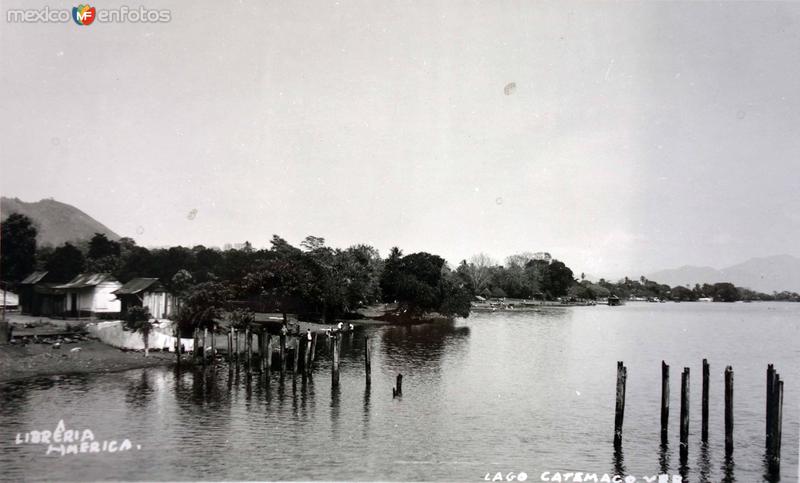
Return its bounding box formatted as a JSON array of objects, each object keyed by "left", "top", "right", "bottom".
[
  {"left": 92, "top": 281, "right": 122, "bottom": 312},
  {"left": 142, "top": 291, "right": 174, "bottom": 319},
  {"left": 62, "top": 282, "right": 122, "bottom": 314}
]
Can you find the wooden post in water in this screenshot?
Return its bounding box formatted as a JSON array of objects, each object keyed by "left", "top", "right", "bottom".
[
  {"left": 193, "top": 328, "right": 199, "bottom": 360},
  {"left": 292, "top": 337, "right": 300, "bottom": 374},
  {"left": 774, "top": 379, "right": 784, "bottom": 467},
  {"left": 234, "top": 328, "right": 240, "bottom": 367},
  {"left": 331, "top": 335, "right": 340, "bottom": 387},
  {"left": 724, "top": 365, "right": 734, "bottom": 456},
  {"left": 702, "top": 359, "right": 709, "bottom": 443},
  {"left": 613, "top": 361, "right": 627, "bottom": 448},
  {"left": 280, "top": 333, "right": 286, "bottom": 375},
  {"left": 661, "top": 361, "right": 669, "bottom": 443},
  {"left": 265, "top": 334, "right": 272, "bottom": 377},
  {"left": 768, "top": 367, "right": 783, "bottom": 472},
  {"left": 245, "top": 327, "right": 252, "bottom": 376},
  {"left": 211, "top": 326, "right": 216, "bottom": 363},
  {"left": 202, "top": 327, "right": 208, "bottom": 370},
  {"left": 393, "top": 374, "right": 403, "bottom": 397},
  {"left": 175, "top": 326, "right": 181, "bottom": 369},
  {"left": 365, "top": 336, "right": 371, "bottom": 387},
  {"left": 304, "top": 336, "right": 313, "bottom": 376},
  {"left": 310, "top": 333, "right": 318, "bottom": 366},
  {"left": 227, "top": 328, "right": 233, "bottom": 363},
  {"left": 766, "top": 364, "right": 775, "bottom": 448},
  {"left": 679, "top": 367, "right": 690, "bottom": 460}
]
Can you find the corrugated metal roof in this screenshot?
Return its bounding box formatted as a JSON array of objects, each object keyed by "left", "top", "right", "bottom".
[
  {"left": 21, "top": 271, "right": 49, "bottom": 284},
  {"left": 54, "top": 273, "right": 117, "bottom": 289},
  {"left": 112, "top": 278, "right": 163, "bottom": 295}
]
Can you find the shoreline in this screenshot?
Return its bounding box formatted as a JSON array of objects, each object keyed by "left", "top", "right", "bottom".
[{"left": 0, "top": 338, "right": 176, "bottom": 384}]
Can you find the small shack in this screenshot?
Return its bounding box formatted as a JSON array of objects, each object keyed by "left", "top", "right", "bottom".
[
  {"left": 54, "top": 273, "right": 122, "bottom": 317},
  {"left": 18, "top": 271, "right": 66, "bottom": 316},
  {"left": 113, "top": 278, "right": 175, "bottom": 319}
]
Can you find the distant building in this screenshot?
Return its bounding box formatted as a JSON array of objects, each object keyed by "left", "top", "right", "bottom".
[
  {"left": 54, "top": 273, "right": 122, "bottom": 317},
  {"left": 18, "top": 271, "right": 66, "bottom": 316},
  {"left": 113, "top": 278, "right": 175, "bottom": 319},
  {"left": 533, "top": 252, "right": 552, "bottom": 263},
  {"left": 1, "top": 289, "right": 19, "bottom": 309}
]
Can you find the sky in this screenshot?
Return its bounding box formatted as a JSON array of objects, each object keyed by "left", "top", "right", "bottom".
[{"left": 1, "top": 1, "right": 799, "bottom": 279}]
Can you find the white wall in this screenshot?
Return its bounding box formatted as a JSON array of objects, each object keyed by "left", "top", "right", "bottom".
[{"left": 92, "top": 281, "right": 122, "bottom": 313}]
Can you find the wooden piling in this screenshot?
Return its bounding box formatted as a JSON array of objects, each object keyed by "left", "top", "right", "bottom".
[
  {"left": 202, "top": 328, "right": 208, "bottom": 369},
  {"left": 211, "top": 327, "right": 216, "bottom": 363},
  {"left": 227, "top": 328, "right": 233, "bottom": 363},
  {"left": 774, "top": 379, "right": 784, "bottom": 465},
  {"left": 724, "top": 365, "right": 734, "bottom": 456},
  {"left": 365, "top": 337, "right": 371, "bottom": 386},
  {"left": 766, "top": 364, "right": 775, "bottom": 448},
  {"left": 768, "top": 366, "right": 783, "bottom": 472},
  {"left": 613, "top": 361, "right": 627, "bottom": 448},
  {"left": 304, "top": 336, "right": 312, "bottom": 376},
  {"left": 280, "top": 333, "right": 286, "bottom": 375},
  {"left": 680, "top": 367, "right": 690, "bottom": 460},
  {"left": 393, "top": 374, "right": 403, "bottom": 397},
  {"left": 292, "top": 337, "right": 300, "bottom": 373},
  {"left": 661, "top": 361, "right": 669, "bottom": 444},
  {"left": 265, "top": 334, "right": 272, "bottom": 376},
  {"left": 331, "top": 335, "right": 340, "bottom": 387},
  {"left": 234, "top": 328, "right": 240, "bottom": 367},
  {"left": 702, "top": 359, "right": 709, "bottom": 442},
  {"left": 175, "top": 326, "right": 181, "bottom": 369},
  {"left": 245, "top": 327, "right": 252, "bottom": 376}
]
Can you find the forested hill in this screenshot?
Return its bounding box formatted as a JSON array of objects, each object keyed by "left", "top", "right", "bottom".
[{"left": 0, "top": 197, "right": 120, "bottom": 247}]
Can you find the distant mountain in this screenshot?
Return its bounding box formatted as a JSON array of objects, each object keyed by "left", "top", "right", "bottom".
[
  {"left": 647, "top": 255, "right": 800, "bottom": 294},
  {"left": 0, "top": 197, "right": 120, "bottom": 247}
]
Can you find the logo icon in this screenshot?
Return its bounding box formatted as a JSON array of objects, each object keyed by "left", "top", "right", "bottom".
[{"left": 72, "top": 4, "right": 96, "bottom": 25}]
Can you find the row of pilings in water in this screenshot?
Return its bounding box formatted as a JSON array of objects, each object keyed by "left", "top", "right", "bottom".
[
  {"left": 613, "top": 359, "right": 785, "bottom": 479},
  {"left": 173, "top": 327, "right": 403, "bottom": 397}
]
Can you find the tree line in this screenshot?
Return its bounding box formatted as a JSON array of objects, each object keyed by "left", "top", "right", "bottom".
[
  {"left": 0, "top": 214, "right": 474, "bottom": 321},
  {"left": 2, "top": 213, "right": 797, "bottom": 326}
]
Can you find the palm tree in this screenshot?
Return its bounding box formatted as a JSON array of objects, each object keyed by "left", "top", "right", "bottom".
[{"left": 124, "top": 306, "right": 153, "bottom": 357}]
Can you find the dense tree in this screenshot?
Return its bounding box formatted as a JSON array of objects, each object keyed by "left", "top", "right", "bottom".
[
  {"left": 539, "top": 259, "right": 574, "bottom": 298},
  {"left": 88, "top": 233, "right": 120, "bottom": 260},
  {"left": 124, "top": 306, "right": 153, "bottom": 357},
  {"left": 380, "top": 251, "right": 472, "bottom": 317},
  {"left": 1, "top": 214, "right": 38, "bottom": 283},
  {"left": 45, "top": 243, "right": 86, "bottom": 281}
]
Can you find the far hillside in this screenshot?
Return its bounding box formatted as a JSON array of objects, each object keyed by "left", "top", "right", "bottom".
[{"left": 0, "top": 197, "right": 120, "bottom": 247}]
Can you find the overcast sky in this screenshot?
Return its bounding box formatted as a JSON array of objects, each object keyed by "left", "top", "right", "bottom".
[{"left": 1, "top": 1, "right": 799, "bottom": 278}]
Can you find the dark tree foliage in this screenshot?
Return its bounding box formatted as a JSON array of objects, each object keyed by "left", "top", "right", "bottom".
[
  {"left": 1, "top": 214, "right": 38, "bottom": 283},
  {"left": 175, "top": 281, "right": 233, "bottom": 334},
  {"left": 87, "top": 233, "right": 120, "bottom": 260},
  {"left": 45, "top": 243, "right": 85, "bottom": 281},
  {"left": 380, "top": 251, "right": 472, "bottom": 317}
]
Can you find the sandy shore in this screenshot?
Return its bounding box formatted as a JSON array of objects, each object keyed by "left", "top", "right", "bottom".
[
  {"left": 0, "top": 338, "right": 175, "bottom": 383},
  {"left": 0, "top": 312, "right": 389, "bottom": 384}
]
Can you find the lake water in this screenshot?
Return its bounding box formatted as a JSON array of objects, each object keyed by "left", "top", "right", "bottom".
[{"left": 1, "top": 302, "right": 798, "bottom": 482}]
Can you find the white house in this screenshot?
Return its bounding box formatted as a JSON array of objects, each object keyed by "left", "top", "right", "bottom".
[
  {"left": 54, "top": 273, "right": 122, "bottom": 317},
  {"left": 113, "top": 278, "right": 175, "bottom": 319}
]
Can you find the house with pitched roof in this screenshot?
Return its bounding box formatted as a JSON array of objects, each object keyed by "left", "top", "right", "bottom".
[
  {"left": 113, "top": 278, "right": 175, "bottom": 319},
  {"left": 54, "top": 273, "right": 122, "bottom": 317},
  {"left": 18, "top": 271, "right": 66, "bottom": 316}
]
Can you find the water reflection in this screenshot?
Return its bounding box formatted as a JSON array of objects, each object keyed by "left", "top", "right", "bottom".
[
  {"left": 124, "top": 370, "right": 152, "bottom": 408},
  {"left": 722, "top": 454, "right": 735, "bottom": 483},
  {"left": 380, "top": 320, "right": 470, "bottom": 367},
  {"left": 697, "top": 442, "right": 711, "bottom": 483},
  {"left": 658, "top": 442, "right": 670, "bottom": 475},
  {"left": 612, "top": 445, "right": 626, "bottom": 477},
  {"left": 0, "top": 305, "right": 798, "bottom": 481}
]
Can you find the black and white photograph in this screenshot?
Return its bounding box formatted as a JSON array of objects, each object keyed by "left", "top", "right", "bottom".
[{"left": 1, "top": 1, "right": 799, "bottom": 481}]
